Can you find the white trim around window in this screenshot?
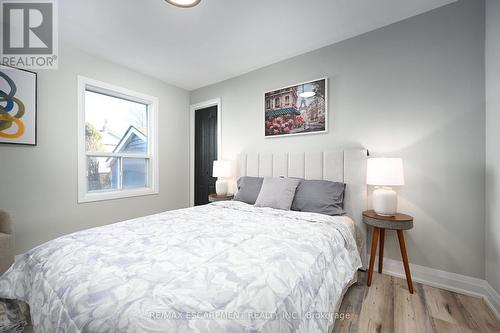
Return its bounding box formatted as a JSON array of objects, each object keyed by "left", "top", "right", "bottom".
[{"left": 77, "top": 76, "right": 159, "bottom": 203}]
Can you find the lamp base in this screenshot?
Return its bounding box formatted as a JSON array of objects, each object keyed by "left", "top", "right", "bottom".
[
  {"left": 215, "top": 179, "right": 228, "bottom": 196},
  {"left": 372, "top": 187, "right": 398, "bottom": 216}
]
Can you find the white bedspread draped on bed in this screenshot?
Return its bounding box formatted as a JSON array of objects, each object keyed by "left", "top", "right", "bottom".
[{"left": 0, "top": 201, "right": 361, "bottom": 333}]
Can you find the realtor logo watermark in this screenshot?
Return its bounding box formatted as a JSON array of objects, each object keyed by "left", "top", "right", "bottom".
[{"left": 1, "top": 0, "right": 58, "bottom": 69}]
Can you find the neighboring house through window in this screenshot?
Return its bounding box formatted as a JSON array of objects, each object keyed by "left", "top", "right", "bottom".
[{"left": 78, "top": 76, "right": 159, "bottom": 202}]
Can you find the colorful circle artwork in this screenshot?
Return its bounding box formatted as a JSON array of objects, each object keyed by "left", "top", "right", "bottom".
[{"left": 0, "top": 71, "right": 26, "bottom": 139}]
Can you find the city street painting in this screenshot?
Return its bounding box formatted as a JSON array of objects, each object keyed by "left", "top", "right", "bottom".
[{"left": 264, "top": 78, "right": 327, "bottom": 137}]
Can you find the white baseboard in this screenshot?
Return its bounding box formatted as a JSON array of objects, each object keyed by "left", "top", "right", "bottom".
[
  {"left": 374, "top": 256, "right": 500, "bottom": 320},
  {"left": 484, "top": 282, "right": 500, "bottom": 321}
]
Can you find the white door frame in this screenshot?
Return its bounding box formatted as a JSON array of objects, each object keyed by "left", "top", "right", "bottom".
[{"left": 189, "top": 98, "right": 222, "bottom": 207}]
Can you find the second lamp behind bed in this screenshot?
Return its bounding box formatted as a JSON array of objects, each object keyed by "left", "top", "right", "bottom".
[{"left": 213, "top": 160, "right": 232, "bottom": 196}]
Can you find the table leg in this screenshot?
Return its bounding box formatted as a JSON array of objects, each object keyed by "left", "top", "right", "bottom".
[
  {"left": 378, "top": 229, "right": 385, "bottom": 273},
  {"left": 397, "top": 230, "right": 414, "bottom": 294},
  {"left": 367, "top": 227, "right": 379, "bottom": 287}
]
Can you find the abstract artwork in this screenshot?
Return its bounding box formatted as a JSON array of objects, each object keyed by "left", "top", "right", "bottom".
[
  {"left": 0, "top": 66, "right": 37, "bottom": 145},
  {"left": 265, "top": 78, "right": 327, "bottom": 137}
]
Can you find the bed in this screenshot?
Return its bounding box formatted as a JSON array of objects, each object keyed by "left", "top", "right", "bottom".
[{"left": 0, "top": 149, "right": 368, "bottom": 333}]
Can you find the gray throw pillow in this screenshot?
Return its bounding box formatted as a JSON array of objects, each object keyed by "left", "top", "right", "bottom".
[
  {"left": 254, "top": 177, "right": 301, "bottom": 210},
  {"left": 233, "top": 177, "right": 264, "bottom": 204},
  {"left": 291, "top": 179, "right": 346, "bottom": 216}
]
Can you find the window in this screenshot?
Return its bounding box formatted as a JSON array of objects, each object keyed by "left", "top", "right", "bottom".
[
  {"left": 285, "top": 95, "right": 290, "bottom": 106},
  {"left": 78, "top": 77, "right": 158, "bottom": 202},
  {"left": 275, "top": 97, "right": 280, "bottom": 108},
  {"left": 266, "top": 99, "right": 271, "bottom": 110}
]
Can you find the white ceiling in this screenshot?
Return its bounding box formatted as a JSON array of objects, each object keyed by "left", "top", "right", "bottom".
[{"left": 60, "top": 0, "right": 456, "bottom": 90}]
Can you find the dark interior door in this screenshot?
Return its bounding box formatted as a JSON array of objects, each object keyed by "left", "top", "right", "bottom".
[{"left": 194, "top": 106, "right": 218, "bottom": 205}]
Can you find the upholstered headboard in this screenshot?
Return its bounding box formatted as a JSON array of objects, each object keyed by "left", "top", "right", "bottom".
[{"left": 237, "top": 149, "right": 368, "bottom": 269}]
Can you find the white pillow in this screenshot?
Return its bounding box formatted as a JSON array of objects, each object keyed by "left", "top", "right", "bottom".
[{"left": 254, "top": 177, "right": 301, "bottom": 210}]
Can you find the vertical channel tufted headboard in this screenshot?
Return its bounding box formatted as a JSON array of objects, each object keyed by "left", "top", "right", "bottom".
[{"left": 237, "top": 149, "right": 368, "bottom": 269}]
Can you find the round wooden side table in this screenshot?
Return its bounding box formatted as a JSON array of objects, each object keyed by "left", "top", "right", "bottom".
[
  {"left": 208, "top": 194, "right": 234, "bottom": 202},
  {"left": 362, "top": 210, "right": 414, "bottom": 293}
]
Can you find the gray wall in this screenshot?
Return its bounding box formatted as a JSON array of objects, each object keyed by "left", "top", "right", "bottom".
[
  {"left": 0, "top": 43, "right": 190, "bottom": 254},
  {"left": 486, "top": 0, "right": 500, "bottom": 293},
  {"left": 191, "top": 0, "right": 486, "bottom": 278}
]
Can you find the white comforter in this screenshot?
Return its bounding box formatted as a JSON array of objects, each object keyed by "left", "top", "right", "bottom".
[{"left": 0, "top": 201, "right": 361, "bottom": 333}]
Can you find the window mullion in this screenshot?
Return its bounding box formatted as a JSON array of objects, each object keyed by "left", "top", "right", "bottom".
[
  {"left": 118, "top": 157, "right": 123, "bottom": 190},
  {"left": 85, "top": 152, "right": 150, "bottom": 159},
  {"left": 146, "top": 158, "right": 151, "bottom": 188}
]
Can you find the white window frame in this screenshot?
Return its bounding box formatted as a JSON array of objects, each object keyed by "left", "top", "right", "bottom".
[{"left": 77, "top": 76, "right": 159, "bottom": 203}]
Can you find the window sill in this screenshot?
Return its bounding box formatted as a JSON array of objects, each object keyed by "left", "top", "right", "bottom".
[{"left": 78, "top": 187, "right": 159, "bottom": 203}]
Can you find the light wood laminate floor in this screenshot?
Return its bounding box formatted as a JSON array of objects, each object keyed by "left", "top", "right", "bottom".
[
  {"left": 22, "top": 271, "right": 500, "bottom": 333},
  {"left": 334, "top": 271, "right": 500, "bottom": 333}
]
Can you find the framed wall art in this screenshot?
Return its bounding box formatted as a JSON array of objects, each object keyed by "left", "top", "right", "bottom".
[
  {"left": 264, "top": 77, "right": 327, "bottom": 138},
  {"left": 0, "top": 65, "right": 37, "bottom": 145}
]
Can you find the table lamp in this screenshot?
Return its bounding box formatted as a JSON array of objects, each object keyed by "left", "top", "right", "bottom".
[
  {"left": 366, "top": 157, "right": 405, "bottom": 216},
  {"left": 213, "top": 160, "right": 231, "bottom": 196}
]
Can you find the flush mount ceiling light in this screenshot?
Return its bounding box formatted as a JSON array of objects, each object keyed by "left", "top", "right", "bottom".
[{"left": 165, "top": 0, "right": 201, "bottom": 8}]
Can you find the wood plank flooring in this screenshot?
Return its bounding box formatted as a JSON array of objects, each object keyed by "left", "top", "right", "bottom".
[
  {"left": 334, "top": 271, "right": 500, "bottom": 333},
  {"left": 22, "top": 271, "right": 500, "bottom": 333}
]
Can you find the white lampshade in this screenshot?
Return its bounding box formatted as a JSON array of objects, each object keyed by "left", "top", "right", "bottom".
[
  {"left": 367, "top": 158, "right": 405, "bottom": 186},
  {"left": 212, "top": 160, "right": 231, "bottom": 178}
]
